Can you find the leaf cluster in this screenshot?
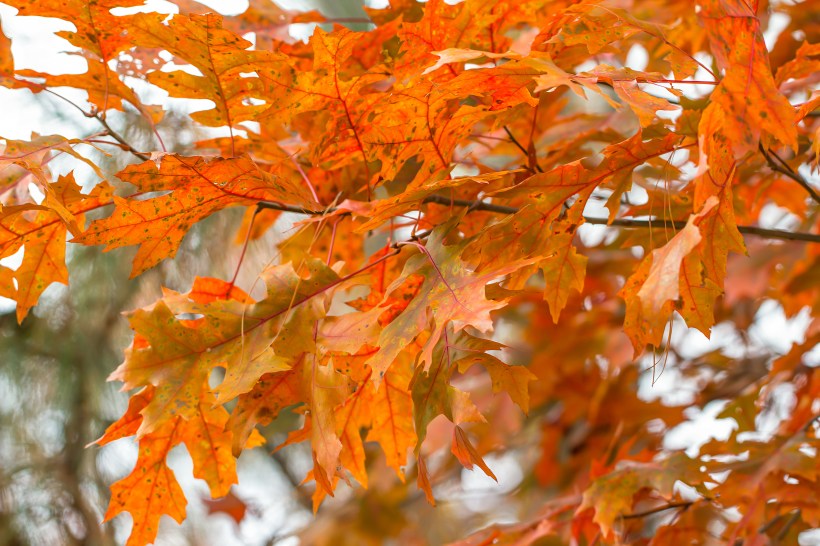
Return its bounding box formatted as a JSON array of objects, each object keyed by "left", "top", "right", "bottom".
[{"left": 0, "top": 0, "right": 818, "bottom": 544}]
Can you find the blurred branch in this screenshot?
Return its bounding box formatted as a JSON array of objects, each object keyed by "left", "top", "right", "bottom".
[
  {"left": 271, "top": 451, "right": 312, "bottom": 512},
  {"left": 622, "top": 500, "right": 702, "bottom": 520},
  {"left": 759, "top": 143, "right": 820, "bottom": 204}
]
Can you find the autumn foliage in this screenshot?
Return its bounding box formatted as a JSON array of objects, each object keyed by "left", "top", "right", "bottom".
[{"left": 1, "top": 0, "right": 819, "bottom": 544}]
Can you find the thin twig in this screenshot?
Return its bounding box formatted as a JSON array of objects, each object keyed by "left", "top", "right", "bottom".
[
  {"left": 256, "top": 194, "right": 820, "bottom": 243},
  {"left": 96, "top": 115, "right": 151, "bottom": 161},
  {"left": 622, "top": 500, "right": 698, "bottom": 520},
  {"left": 598, "top": 217, "right": 820, "bottom": 243},
  {"left": 503, "top": 126, "right": 544, "bottom": 173},
  {"left": 759, "top": 143, "right": 820, "bottom": 204},
  {"left": 43, "top": 88, "right": 152, "bottom": 161},
  {"left": 288, "top": 154, "right": 320, "bottom": 203},
  {"left": 256, "top": 201, "right": 335, "bottom": 215},
  {"left": 774, "top": 510, "right": 802, "bottom": 542},
  {"left": 749, "top": 508, "right": 804, "bottom": 546}
]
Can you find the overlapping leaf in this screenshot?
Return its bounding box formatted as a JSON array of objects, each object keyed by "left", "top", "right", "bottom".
[
  {"left": 259, "top": 27, "right": 387, "bottom": 187},
  {"left": 1, "top": 135, "right": 109, "bottom": 230},
  {"left": 97, "top": 387, "right": 245, "bottom": 546},
  {"left": 578, "top": 454, "right": 707, "bottom": 538},
  {"left": 0, "top": 172, "right": 113, "bottom": 321},
  {"left": 496, "top": 131, "right": 685, "bottom": 224},
  {"left": 127, "top": 12, "right": 284, "bottom": 142},
  {"left": 699, "top": 0, "right": 797, "bottom": 153},
  {"left": 622, "top": 196, "right": 718, "bottom": 351},
  {"left": 3, "top": 0, "right": 149, "bottom": 113},
  {"left": 111, "top": 258, "right": 340, "bottom": 436},
  {"left": 76, "top": 154, "right": 316, "bottom": 276},
  {"left": 367, "top": 226, "right": 534, "bottom": 380},
  {"left": 411, "top": 330, "right": 486, "bottom": 448}
]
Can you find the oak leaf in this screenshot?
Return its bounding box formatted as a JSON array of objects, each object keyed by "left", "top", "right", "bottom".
[
  {"left": 0, "top": 172, "right": 113, "bottom": 321},
  {"left": 111, "top": 259, "right": 339, "bottom": 435},
  {"left": 103, "top": 418, "right": 188, "bottom": 546},
  {"left": 578, "top": 454, "right": 706, "bottom": 539},
  {"left": 622, "top": 196, "right": 718, "bottom": 351},
  {"left": 699, "top": 0, "right": 797, "bottom": 153},
  {"left": 128, "top": 12, "right": 284, "bottom": 141},
  {"left": 367, "top": 226, "right": 533, "bottom": 380},
  {"left": 76, "top": 154, "right": 315, "bottom": 276}
]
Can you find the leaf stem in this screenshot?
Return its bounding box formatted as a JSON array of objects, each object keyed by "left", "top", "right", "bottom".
[{"left": 229, "top": 206, "right": 259, "bottom": 288}]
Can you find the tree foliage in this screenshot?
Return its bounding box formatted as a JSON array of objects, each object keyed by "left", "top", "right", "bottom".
[{"left": 0, "top": 0, "right": 819, "bottom": 544}]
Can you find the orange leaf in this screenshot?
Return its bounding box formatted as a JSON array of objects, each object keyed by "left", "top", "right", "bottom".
[
  {"left": 202, "top": 489, "right": 248, "bottom": 525},
  {"left": 454, "top": 334, "right": 536, "bottom": 414},
  {"left": 0, "top": 172, "right": 113, "bottom": 321},
  {"left": 178, "top": 396, "right": 238, "bottom": 498},
  {"left": 364, "top": 358, "right": 416, "bottom": 479},
  {"left": 411, "top": 331, "right": 486, "bottom": 448},
  {"left": 451, "top": 425, "right": 497, "bottom": 480},
  {"left": 103, "top": 419, "right": 187, "bottom": 546},
  {"left": 334, "top": 374, "right": 371, "bottom": 487},
  {"left": 6, "top": 0, "right": 149, "bottom": 113},
  {"left": 623, "top": 196, "right": 718, "bottom": 351},
  {"left": 111, "top": 259, "right": 339, "bottom": 435},
  {"left": 539, "top": 227, "right": 587, "bottom": 323},
  {"left": 416, "top": 454, "right": 436, "bottom": 506},
  {"left": 699, "top": 0, "right": 797, "bottom": 153},
  {"left": 577, "top": 454, "right": 706, "bottom": 539},
  {"left": 305, "top": 356, "right": 349, "bottom": 481},
  {"left": 368, "top": 226, "right": 534, "bottom": 380},
  {"left": 129, "top": 12, "right": 284, "bottom": 140},
  {"left": 76, "top": 154, "right": 315, "bottom": 276},
  {"left": 95, "top": 387, "right": 154, "bottom": 447},
  {"left": 498, "top": 131, "right": 685, "bottom": 225},
  {"left": 227, "top": 367, "right": 301, "bottom": 456}
]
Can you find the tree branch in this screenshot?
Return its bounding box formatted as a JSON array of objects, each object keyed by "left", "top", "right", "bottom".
[
  {"left": 256, "top": 194, "right": 820, "bottom": 243},
  {"left": 96, "top": 115, "right": 151, "bottom": 161},
  {"left": 732, "top": 508, "right": 804, "bottom": 546},
  {"left": 774, "top": 509, "right": 802, "bottom": 542},
  {"left": 42, "top": 88, "right": 152, "bottom": 162},
  {"left": 621, "top": 500, "right": 698, "bottom": 520},
  {"left": 759, "top": 144, "right": 820, "bottom": 204},
  {"left": 503, "top": 126, "right": 544, "bottom": 173}
]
